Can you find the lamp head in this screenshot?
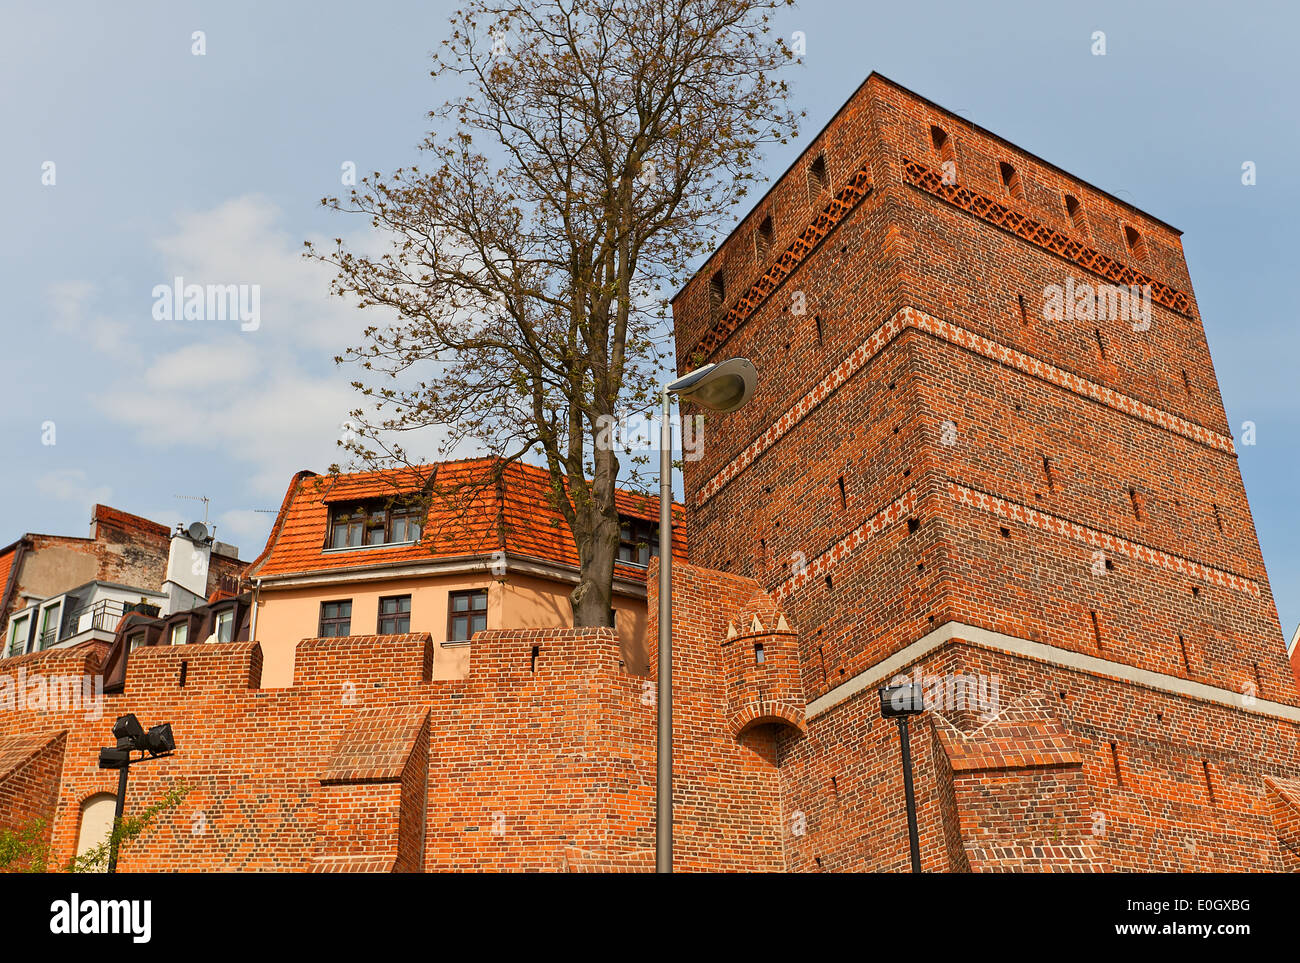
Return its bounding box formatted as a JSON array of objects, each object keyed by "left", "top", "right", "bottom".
[
  {"left": 112, "top": 714, "right": 145, "bottom": 745},
  {"left": 141, "top": 723, "right": 175, "bottom": 756},
  {"left": 98, "top": 746, "right": 131, "bottom": 770},
  {"left": 879, "top": 682, "right": 926, "bottom": 718},
  {"left": 667, "top": 358, "right": 756, "bottom": 413}
]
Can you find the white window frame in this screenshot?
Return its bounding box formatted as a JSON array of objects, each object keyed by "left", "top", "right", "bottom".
[
  {"left": 7, "top": 610, "right": 32, "bottom": 656},
  {"left": 38, "top": 600, "right": 63, "bottom": 650},
  {"left": 169, "top": 622, "right": 188, "bottom": 646},
  {"left": 214, "top": 610, "right": 234, "bottom": 643}
]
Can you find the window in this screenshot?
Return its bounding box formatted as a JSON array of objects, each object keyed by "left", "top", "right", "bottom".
[
  {"left": 8, "top": 613, "right": 29, "bottom": 657},
  {"left": 447, "top": 590, "right": 488, "bottom": 642},
  {"left": 328, "top": 500, "right": 424, "bottom": 549},
  {"left": 930, "top": 125, "right": 956, "bottom": 183},
  {"left": 754, "top": 215, "right": 773, "bottom": 262},
  {"left": 169, "top": 622, "right": 188, "bottom": 646},
  {"left": 708, "top": 271, "right": 726, "bottom": 316},
  {"left": 378, "top": 595, "right": 412, "bottom": 634},
  {"left": 127, "top": 631, "right": 146, "bottom": 653},
  {"left": 617, "top": 516, "right": 660, "bottom": 566},
  {"left": 1124, "top": 225, "right": 1147, "bottom": 260},
  {"left": 76, "top": 793, "right": 117, "bottom": 869},
  {"left": 319, "top": 600, "right": 352, "bottom": 638},
  {"left": 807, "top": 153, "right": 829, "bottom": 198},
  {"left": 1064, "top": 193, "right": 1087, "bottom": 234},
  {"left": 999, "top": 161, "right": 1022, "bottom": 200},
  {"left": 38, "top": 603, "right": 61, "bottom": 650},
  {"left": 214, "top": 609, "right": 235, "bottom": 643}
]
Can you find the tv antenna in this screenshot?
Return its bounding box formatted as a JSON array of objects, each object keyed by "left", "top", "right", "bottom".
[{"left": 174, "top": 494, "right": 211, "bottom": 525}]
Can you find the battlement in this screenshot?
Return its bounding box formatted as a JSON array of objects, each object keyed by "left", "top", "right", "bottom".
[{"left": 292, "top": 634, "right": 434, "bottom": 689}]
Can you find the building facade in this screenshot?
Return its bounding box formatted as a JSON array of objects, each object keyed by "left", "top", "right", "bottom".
[
  {"left": 242, "top": 459, "right": 684, "bottom": 685},
  {"left": 2, "top": 505, "right": 244, "bottom": 659},
  {"left": 2, "top": 75, "right": 1299, "bottom": 872}
]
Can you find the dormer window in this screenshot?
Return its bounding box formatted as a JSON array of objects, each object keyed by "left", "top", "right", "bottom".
[
  {"left": 7, "top": 611, "right": 31, "bottom": 657},
  {"left": 617, "top": 515, "right": 660, "bottom": 566},
  {"left": 213, "top": 609, "right": 234, "bottom": 643},
  {"left": 328, "top": 499, "right": 424, "bottom": 549}
]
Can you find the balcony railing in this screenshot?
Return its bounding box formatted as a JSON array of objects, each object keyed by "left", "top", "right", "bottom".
[{"left": 52, "top": 598, "right": 133, "bottom": 648}]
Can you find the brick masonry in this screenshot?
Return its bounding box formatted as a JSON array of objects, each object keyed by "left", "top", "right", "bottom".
[{"left": 668, "top": 72, "right": 1300, "bottom": 871}]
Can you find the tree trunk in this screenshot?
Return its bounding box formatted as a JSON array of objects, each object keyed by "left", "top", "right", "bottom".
[{"left": 571, "top": 516, "right": 618, "bottom": 627}]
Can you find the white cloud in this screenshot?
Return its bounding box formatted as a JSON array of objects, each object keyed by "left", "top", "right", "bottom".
[
  {"left": 76, "top": 194, "right": 397, "bottom": 498},
  {"left": 35, "top": 469, "right": 113, "bottom": 515},
  {"left": 48, "top": 279, "right": 131, "bottom": 355}
]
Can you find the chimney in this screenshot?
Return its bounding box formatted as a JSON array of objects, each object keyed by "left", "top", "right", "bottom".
[{"left": 163, "top": 524, "right": 212, "bottom": 614}]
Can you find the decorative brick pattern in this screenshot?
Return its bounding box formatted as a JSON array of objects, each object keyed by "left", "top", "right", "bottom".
[
  {"left": 930, "top": 693, "right": 1109, "bottom": 871},
  {"left": 697, "top": 304, "right": 1236, "bottom": 508},
  {"left": 949, "top": 481, "right": 1261, "bottom": 597},
  {"left": 687, "top": 163, "right": 873, "bottom": 362},
  {"left": 772, "top": 488, "right": 916, "bottom": 602},
  {"left": 901, "top": 156, "right": 1193, "bottom": 315}
]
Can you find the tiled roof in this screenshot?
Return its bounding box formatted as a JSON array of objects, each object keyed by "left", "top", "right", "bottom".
[
  {"left": 246, "top": 458, "right": 686, "bottom": 580},
  {"left": 0, "top": 546, "right": 16, "bottom": 610}
]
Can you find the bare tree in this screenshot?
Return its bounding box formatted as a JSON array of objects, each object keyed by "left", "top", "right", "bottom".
[{"left": 308, "top": 0, "right": 798, "bottom": 626}]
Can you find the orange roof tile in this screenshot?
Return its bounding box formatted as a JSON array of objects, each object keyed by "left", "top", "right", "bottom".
[
  {"left": 0, "top": 546, "right": 16, "bottom": 608},
  {"left": 246, "top": 458, "right": 686, "bottom": 580}
]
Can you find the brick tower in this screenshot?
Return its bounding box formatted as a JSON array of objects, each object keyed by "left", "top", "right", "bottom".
[{"left": 670, "top": 74, "right": 1300, "bottom": 871}]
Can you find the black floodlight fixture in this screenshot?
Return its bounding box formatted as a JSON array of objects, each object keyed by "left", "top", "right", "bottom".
[
  {"left": 879, "top": 681, "right": 926, "bottom": 872},
  {"left": 879, "top": 681, "right": 926, "bottom": 718},
  {"left": 97, "top": 714, "right": 179, "bottom": 873},
  {"left": 141, "top": 723, "right": 175, "bottom": 756},
  {"left": 112, "top": 713, "right": 145, "bottom": 745},
  {"left": 97, "top": 746, "right": 131, "bottom": 770}
]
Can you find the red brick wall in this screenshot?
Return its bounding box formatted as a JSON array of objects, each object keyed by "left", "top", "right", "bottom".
[
  {"left": 672, "top": 73, "right": 1300, "bottom": 872},
  {"left": 0, "top": 731, "right": 66, "bottom": 868}
]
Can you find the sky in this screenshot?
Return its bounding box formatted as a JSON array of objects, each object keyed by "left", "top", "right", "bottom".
[{"left": 2, "top": 0, "right": 1297, "bottom": 640}]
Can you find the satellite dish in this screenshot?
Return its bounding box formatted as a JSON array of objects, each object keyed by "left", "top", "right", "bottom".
[{"left": 186, "top": 521, "right": 209, "bottom": 542}]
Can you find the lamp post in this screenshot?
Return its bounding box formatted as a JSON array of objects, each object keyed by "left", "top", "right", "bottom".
[
  {"left": 657, "top": 357, "right": 757, "bottom": 874},
  {"left": 97, "top": 713, "right": 176, "bottom": 873},
  {"left": 879, "top": 681, "right": 926, "bottom": 873}
]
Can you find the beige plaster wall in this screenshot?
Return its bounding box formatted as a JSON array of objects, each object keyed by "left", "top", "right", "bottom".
[{"left": 251, "top": 571, "right": 648, "bottom": 687}]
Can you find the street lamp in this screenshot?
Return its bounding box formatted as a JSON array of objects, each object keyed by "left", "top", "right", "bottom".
[
  {"left": 879, "top": 681, "right": 925, "bottom": 872},
  {"left": 657, "top": 357, "right": 757, "bottom": 874},
  {"left": 97, "top": 713, "right": 176, "bottom": 873}
]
